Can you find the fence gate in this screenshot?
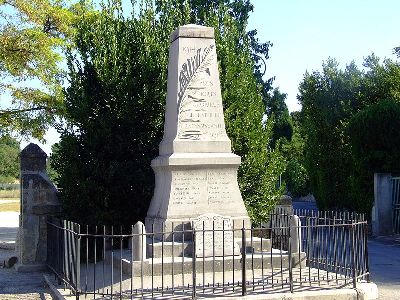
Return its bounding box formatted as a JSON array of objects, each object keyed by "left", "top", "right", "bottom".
[{"left": 392, "top": 177, "right": 400, "bottom": 234}]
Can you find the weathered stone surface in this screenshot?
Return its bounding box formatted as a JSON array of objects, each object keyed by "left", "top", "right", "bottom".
[
  {"left": 170, "top": 24, "right": 214, "bottom": 42},
  {"left": 290, "top": 215, "right": 302, "bottom": 253},
  {"left": 17, "top": 143, "right": 61, "bottom": 271},
  {"left": 20, "top": 143, "right": 47, "bottom": 172},
  {"left": 372, "top": 173, "right": 393, "bottom": 236},
  {"left": 129, "top": 221, "right": 147, "bottom": 261},
  {"left": 145, "top": 25, "right": 250, "bottom": 237},
  {"left": 191, "top": 213, "right": 240, "bottom": 257}
]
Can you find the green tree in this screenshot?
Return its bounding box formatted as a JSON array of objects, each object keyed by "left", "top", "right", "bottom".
[
  {"left": 52, "top": 0, "right": 284, "bottom": 226},
  {"left": 0, "top": 0, "right": 93, "bottom": 139},
  {"left": 347, "top": 99, "right": 400, "bottom": 212},
  {"left": 264, "top": 88, "right": 293, "bottom": 148},
  {"left": 281, "top": 111, "right": 309, "bottom": 197},
  {"left": 0, "top": 135, "right": 19, "bottom": 183},
  {"left": 298, "top": 59, "right": 363, "bottom": 211},
  {"left": 298, "top": 56, "right": 400, "bottom": 213}
]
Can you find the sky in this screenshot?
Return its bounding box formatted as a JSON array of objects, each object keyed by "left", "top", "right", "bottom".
[
  {"left": 10, "top": 0, "right": 400, "bottom": 153},
  {"left": 249, "top": 0, "right": 400, "bottom": 112}
]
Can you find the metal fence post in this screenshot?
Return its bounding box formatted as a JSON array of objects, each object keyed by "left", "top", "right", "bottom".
[
  {"left": 364, "top": 222, "right": 370, "bottom": 282},
  {"left": 350, "top": 224, "right": 357, "bottom": 289},
  {"left": 192, "top": 227, "right": 196, "bottom": 299},
  {"left": 288, "top": 216, "right": 293, "bottom": 293},
  {"left": 76, "top": 224, "right": 81, "bottom": 300},
  {"left": 241, "top": 226, "right": 246, "bottom": 296}
]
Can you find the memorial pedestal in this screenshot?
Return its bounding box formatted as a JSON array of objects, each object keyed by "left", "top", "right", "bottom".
[{"left": 145, "top": 153, "right": 250, "bottom": 240}]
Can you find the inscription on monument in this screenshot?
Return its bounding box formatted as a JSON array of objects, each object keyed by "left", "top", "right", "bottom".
[
  {"left": 176, "top": 43, "right": 226, "bottom": 141},
  {"left": 171, "top": 171, "right": 204, "bottom": 206},
  {"left": 171, "top": 169, "right": 237, "bottom": 209},
  {"left": 191, "top": 213, "right": 240, "bottom": 257},
  {"left": 207, "top": 170, "right": 234, "bottom": 205}
]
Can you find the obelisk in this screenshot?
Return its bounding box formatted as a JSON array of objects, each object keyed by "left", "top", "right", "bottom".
[{"left": 145, "top": 25, "right": 250, "bottom": 236}]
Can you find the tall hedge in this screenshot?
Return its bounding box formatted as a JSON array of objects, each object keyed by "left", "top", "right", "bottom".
[
  {"left": 298, "top": 56, "right": 400, "bottom": 213},
  {"left": 51, "top": 1, "right": 284, "bottom": 226}
]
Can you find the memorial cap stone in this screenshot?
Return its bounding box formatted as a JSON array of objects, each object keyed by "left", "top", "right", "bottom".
[{"left": 170, "top": 24, "right": 214, "bottom": 42}]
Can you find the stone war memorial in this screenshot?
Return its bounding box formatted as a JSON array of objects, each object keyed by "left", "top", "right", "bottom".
[
  {"left": 115, "top": 24, "right": 305, "bottom": 275},
  {"left": 145, "top": 24, "right": 250, "bottom": 238}
]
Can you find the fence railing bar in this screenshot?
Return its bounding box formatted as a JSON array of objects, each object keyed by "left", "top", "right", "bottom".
[
  {"left": 119, "top": 225, "right": 123, "bottom": 300},
  {"left": 192, "top": 227, "right": 196, "bottom": 299},
  {"left": 151, "top": 223, "right": 154, "bottom": 298},
  {"left": 75, "top": 224, "right": 81, "bottom": 300},
  {"left": 288, "top": 216, "right": 293, "bottom": 293},
  {"left": 241, "top": 225, "right": 246, "bottom": 296}
]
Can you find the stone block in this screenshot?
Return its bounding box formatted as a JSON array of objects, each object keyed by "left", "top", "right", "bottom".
[{"left": 191, "top": 213, "right": 240, "bottom": 257}]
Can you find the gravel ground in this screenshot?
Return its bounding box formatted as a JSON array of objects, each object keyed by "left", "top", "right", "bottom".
[
  {"left": 0, "top": 212, "right": 53, "bottom": 299},
  {"left": 0, "top": 266, "right": 52, "bottom": 299}
]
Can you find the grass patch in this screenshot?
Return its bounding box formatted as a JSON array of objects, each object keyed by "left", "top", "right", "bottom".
[
  {"left": 0, "top": 190, "right": 20, "bottom": 199},
  {"left": 0, "top": 201, "right": 20, "bottom": 212}
]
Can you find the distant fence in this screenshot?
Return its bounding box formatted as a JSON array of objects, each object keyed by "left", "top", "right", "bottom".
[{"left": 47, "top": 210, "right": 369, "bottom": 299}]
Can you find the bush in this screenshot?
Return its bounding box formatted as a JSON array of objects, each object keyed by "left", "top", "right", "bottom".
[
  {"left": 347, "top": 99, "right": 400, "bottom": 213},
  {"left": 284, "top": 158, "right": 310, "bottom": 198}
]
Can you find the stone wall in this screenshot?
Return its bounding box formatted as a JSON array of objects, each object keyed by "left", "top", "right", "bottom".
[{"left": 15, "top": 143, "right": 61, "bottom": 272}]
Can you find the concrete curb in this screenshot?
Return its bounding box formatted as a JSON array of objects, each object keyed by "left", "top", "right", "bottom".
[
  {"left": 43, "top": 274, "right": 66, "bottom": 300},
  {"left": 40, "top": 278, "right": 378, "bottom": 300},
  {"left": 214, "top": 284, "right": 378, "bottom": 299}
]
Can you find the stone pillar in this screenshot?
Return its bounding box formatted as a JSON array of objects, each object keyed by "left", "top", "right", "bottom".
[
  {"left": 372, "top": 173, "right": 393, "bottom": 236},
  {"left": 290, "top": 215, "right": 302, "bottom": 253},
  {"left": 290, "top": 215, "right": 305, "bottom": 267},
  {"left": 145, "top": 25, "right": 250, "bottom": 239},
  {"left": 15, "top": 143, "right": 61, "bottom": 272},
  {"left": 128, "top": 221, "right": 147, "bottom": 261}
]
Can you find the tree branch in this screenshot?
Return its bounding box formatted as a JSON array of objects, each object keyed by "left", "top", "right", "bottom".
[{"left": 0, "top": 106, "right": 49, "bottom": 116}]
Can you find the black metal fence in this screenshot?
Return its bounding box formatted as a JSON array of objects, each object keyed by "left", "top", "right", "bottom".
[{"left": 47, "top": 210, "right": 369, "bottom": 299}]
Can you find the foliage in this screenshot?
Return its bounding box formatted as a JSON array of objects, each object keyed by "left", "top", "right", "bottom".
[
  {"left": 280, "top": 111, "right": 309, "bottom": 197},
  {"left": 264, "top": 88, "right": 308, "bottom": 198},
  {"left": 347, "top": 99, "right": 400, "bottom": 212},
  {"left": 0, "top": 0, "right": 93, "bottom": 139},
  {"left": 348, "top": 99, "right": 400, "bottom": 173},
  {"left": 0, "top": 134, "right": 19, "bottom": 183},
  {"left": 298, "top": 56, "right": 400, "bottom": 213},
  {"left": 284, "top": 158, "right": 309, "bottom": 197},
  {"left": 51, "top": 5, "right": 168, "bottom": 225},
  {"left": 394, "top": 46, "right": 400, "bottom": 58},
  {"left": 52, "top": 0, "right": 284, "bottom": 225}
]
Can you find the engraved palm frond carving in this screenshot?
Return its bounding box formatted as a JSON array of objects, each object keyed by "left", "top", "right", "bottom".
[{"left": 177, "top": 45, "right": 214, "bottom": 115}]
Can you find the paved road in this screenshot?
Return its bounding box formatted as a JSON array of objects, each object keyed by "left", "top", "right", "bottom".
[{"left": 368, "top": 238, "right": 400, "bottom": 300}]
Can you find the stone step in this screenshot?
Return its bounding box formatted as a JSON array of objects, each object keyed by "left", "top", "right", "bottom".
[
  {"left": 146, "top": 237, "right": 272, "bottom": 258},
  {"left": 106, "top": 250, "right": 306, "bottom": 276},
  {"left": 147, "top": 241, "right": 192, "bottom": 258}
]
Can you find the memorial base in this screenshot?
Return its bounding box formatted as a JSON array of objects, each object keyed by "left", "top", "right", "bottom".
[{"left": 145, "top": 153, "right": 251, "bottom": 241}]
